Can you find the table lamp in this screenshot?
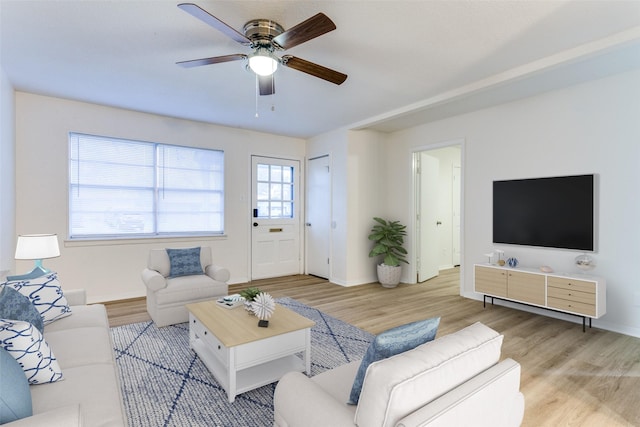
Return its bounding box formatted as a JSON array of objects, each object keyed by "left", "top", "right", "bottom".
[{"left": 6, "top": 234, "right": 60, "bottom": 281}]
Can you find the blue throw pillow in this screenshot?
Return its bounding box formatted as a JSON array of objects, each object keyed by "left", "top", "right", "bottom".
[
  {"left": 2, "top": 273, "right": 71, "bottom": 325},
  {"left": 166, "top": 247, "right": 204, "bottom": 278},
  {"left": 0, "top": 285, "right": 44, "bottom": 333},
  {"left": 0, "top": 347, "right": 33, "bottom": 423},
  {"left": 348, "top": 316, "right": 440, "bottom": 405}
]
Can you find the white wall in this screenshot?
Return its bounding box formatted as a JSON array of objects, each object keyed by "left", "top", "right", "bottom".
[
  {"left": 0, "top": 66, "right": 16, "bottom": 275},
  {"left": 385, "top": 69, "right": 640, "bottom": 337},
  {"left": 14, "top": 92, "right": 305, "bottom": 303},
  {"left": 306, "top": 129, "right": 383, "bottom": 286}
]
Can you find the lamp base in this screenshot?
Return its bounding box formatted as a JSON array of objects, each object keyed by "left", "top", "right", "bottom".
[{"left": 6, "top": 266, "right": 52, "bottom": 282}]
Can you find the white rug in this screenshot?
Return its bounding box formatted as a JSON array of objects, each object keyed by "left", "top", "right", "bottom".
[{"left": 110, "top": 297, "right": 373, "bottom": 426}]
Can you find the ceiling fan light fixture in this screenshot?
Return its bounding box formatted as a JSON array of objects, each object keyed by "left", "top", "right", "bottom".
[{"left": 248, "top": 50, "right": 278, "bottom": 76}]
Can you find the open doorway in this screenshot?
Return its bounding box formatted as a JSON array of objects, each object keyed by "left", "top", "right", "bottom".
[{"left": 413, "top": 143, "right": 462, "bottom": 283}]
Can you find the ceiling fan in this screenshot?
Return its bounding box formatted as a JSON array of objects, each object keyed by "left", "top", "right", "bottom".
[{"left": 176, "top": 3, "right": 348, "bottom": 96}]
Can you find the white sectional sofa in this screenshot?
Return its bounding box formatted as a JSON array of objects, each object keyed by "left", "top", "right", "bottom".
[
  {"left": 6, "top": 289, "right": 126, "bottom": 427},
  {"left": 274, "top": 322, "right": 524, "bottom": 427}
]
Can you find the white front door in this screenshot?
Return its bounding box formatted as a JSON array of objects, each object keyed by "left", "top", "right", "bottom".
[
  {"left": 417, "top": 152, "right": 440, "bottom": 282},
  {"left": 251, "top": 156, "right": 301, "bottom": 279},
  {"left": 305, "top": 155, "right": 330, "bottom": 278}
]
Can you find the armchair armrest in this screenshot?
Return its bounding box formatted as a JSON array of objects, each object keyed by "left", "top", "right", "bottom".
[
  {"left": 274, "top": 372, "right": 355, "bottom": 427},
  {"left": 205, "top": 265, "right": 230, "bottom": 283},
  {"left": 141, "top": 268, "right": 167, "bottom": 291}
]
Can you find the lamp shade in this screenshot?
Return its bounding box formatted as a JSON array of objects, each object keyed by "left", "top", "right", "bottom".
[
  {"left": 248, "top": 51, "right": 278, "bottom": 76},
  {"left": 14, "top": 234, "right": 60, "bottom": 260}
]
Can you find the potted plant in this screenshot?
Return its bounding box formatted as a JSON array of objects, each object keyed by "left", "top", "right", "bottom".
[
  {"left": 368, "top": 217, "right": 408, "bottom": 288},
  {"left": 240, "top": 287, "right": 262, "bottom": 312}
]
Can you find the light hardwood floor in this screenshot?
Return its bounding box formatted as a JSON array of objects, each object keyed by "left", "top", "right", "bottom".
[{"left": 104, "top": 268, "right": 640, "bottom": 426}]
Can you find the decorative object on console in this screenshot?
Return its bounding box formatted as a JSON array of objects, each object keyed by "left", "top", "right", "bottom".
[
  {"left": 368, "top": 217, "right": 408, "bottom": 288},
  {"left": 575, "top": 254, "right": 596, "bottom": 271},
  {"left": 540, "top": 265, "right": 554, "bottom": 273},
  {"left": 250, "top": 292, "right": 276, "bottom": 327},
  {"left": 7, "top": 234, "right": 60, "bottom": 281},
  {"left": 495, "top": 249, "right": 505, "bottom": 266},
  {"left": 507, "top": 257, "right": 519, "bottom": 268},
  {"left": 484, "top": 252, "right": 494, "bottom": 264}
]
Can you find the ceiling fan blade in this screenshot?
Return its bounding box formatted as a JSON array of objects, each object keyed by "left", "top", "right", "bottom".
[
  {"left": 272, "top": 13, "right": 336, "bottom": 50},
  {"left": 258, "top": 75, "right": 275, "bottom": 96},
  {"left": 178, "top": 3, "right": 250, "bottom": 45},
  {"left": 177, "top": 54, "right": 247, "bottom": 68},
  {"left": 281, "top": 55, "right": 347, "bottom": 85}
]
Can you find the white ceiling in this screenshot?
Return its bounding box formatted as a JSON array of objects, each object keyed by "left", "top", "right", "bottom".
[{"left": 2, "top": 1, "right": 639, "bottom": 139}]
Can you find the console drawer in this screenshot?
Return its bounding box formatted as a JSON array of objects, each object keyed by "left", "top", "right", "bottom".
[
  {"left": 547, "top": 277, "right": 595, "bottom": 294},
  {"left": 548, "top": 286, "right": 595, "bottom": 305},
  {"left": 548, "top": 296, "right": 596, "bottom": 317}
]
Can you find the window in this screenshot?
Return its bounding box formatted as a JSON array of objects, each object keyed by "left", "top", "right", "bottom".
[
  {"left": 255, "top": 163, "right": 294, "bottom": 219},
  {"left": 69, "top": 133, "right": 224, "bottom": 238}
]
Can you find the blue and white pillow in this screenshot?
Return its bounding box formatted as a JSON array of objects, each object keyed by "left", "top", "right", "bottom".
[
  {"left": 166, "top": 247, "right": 204, "bottom": 278},
  {"left": 2, "top": 273, "right": 71, "bottom": 324},
  {"left": 348, "top": 316, "right": 441, "bottom": 405},
  {"left": 0, "top": 319, "right": 63, "bottom": 384},
  {"left": 0, "top": 286, "right": 44, "bottom": 333}
]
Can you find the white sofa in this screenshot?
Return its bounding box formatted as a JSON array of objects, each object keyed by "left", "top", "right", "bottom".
[
  {"left": 141, "top": 247, "right": 230, "bottom": 327},
  {"left": 6, "top": 289, "right": 126, "bottom": 426},
  {"left": 274, "top": 322, "right": 524, "bottom": 427}
]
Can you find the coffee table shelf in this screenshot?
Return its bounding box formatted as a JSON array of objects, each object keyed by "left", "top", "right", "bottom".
[{"left": 187, "top": 301, "right": 314, "bottom": 403}]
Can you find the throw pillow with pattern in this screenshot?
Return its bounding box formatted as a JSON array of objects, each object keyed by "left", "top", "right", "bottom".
[
  {"left": 0, "top": 286, "right": 44, "bottom": 333},
  {"left": 2, "top": 273, "right": 71, "bottom": 324}
]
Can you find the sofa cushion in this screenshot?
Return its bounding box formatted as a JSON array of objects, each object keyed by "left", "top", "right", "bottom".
[
  {"left": 0, "top": 285, "right": 44, "bottom": 333},
  {"left": 0, "top": 319, "right": 64, "bottom": 384},
  {"left": 0, "top": 347, "right": 32, "bottom": 423},
  {"left": 355, "top": 322, "right": 503, "bottom": 427},
  {"left": 166, "top": 247, "right": 204, "bottom": 278},
  {"left": 2, "top": 273, "right": 71, "bottom": 324},
  {"left": 29, "top": 364, "right": 124, "bottom": 427},
  {"left": 348, "top": 316, "right": 440, "bottom": 404}
]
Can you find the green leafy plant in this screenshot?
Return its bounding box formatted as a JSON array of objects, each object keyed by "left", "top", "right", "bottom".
[
  {"left": 240, "top": 287, "right": 262, "bottom": 301},
  {"left": 368, "top": 217, "right": 408, "bottom": 267}
]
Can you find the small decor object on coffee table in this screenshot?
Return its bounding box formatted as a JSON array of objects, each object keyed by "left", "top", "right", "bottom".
[{"left": 251, "top": 292, "right": 276, "bottom": 327}]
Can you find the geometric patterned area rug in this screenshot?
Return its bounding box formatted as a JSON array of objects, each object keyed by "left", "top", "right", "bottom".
[{"left": 110, "top": 297, "right": 373, "bottom": 426}]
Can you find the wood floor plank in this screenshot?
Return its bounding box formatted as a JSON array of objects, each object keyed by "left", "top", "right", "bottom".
[{"left": 103, "top": 268, "right": 640, "bottom": 426}]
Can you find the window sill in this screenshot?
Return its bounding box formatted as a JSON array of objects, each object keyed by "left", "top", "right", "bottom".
[{"left": 64, "top": 234, "right": 227, "bottom": 248}]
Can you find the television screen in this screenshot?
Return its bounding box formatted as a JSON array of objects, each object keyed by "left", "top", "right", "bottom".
[{"left": 493, "top": 174, "right": 595, "bottom": 251}]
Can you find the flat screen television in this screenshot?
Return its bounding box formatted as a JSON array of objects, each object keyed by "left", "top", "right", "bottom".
[{"left": 493, "top": 174, "right": 595, "bottom": 251}]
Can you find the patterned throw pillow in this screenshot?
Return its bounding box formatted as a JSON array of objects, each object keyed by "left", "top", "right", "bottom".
[
  {"left": 166, "top": 247, "right": 204, "bottom": 278},
  {"left": 0, "top": 347, "right": 33, "bottom": 423},
  {"left": 348, "top": 316, "right": 441, "bottom": 405},
  {"left": 2, "top": 273, "right": 71, "bottom": 324},
  {"left": 0, "top": 286, "right": 44, "bottom": 333},
  {"left": 0, "top": 319, "right": 63, "bottom": 384}
]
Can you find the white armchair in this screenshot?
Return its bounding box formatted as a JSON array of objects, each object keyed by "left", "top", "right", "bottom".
[{"left": 141, "top": 247, "right": 229, "bottom": 327}]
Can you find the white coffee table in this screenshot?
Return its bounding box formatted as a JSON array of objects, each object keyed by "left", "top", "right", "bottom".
[{"left": 186, "top": 300, "right": 315, "bottom": 402}]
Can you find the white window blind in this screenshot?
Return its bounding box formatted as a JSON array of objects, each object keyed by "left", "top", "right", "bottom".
[{"left": 69, "top": 133, "right": 224, "bottom": 238}]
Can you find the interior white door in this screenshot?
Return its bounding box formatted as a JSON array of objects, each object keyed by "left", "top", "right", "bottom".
[
  {"left": 305, "top": 155, "right": 330, "bottom": 278},
  {"left": 251, "top": 156, "right": 301, "bottom": 280},
  {"left": 418, "top": 152, "right": 440, "bottom": 282},
  {"left": 452, "top": 165, "right": 461, "bottom": 266}
]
